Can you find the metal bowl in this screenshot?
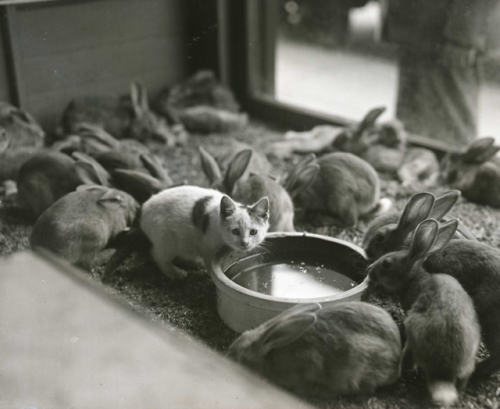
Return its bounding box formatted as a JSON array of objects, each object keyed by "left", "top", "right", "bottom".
[{"left": 210, "top": 232, "right": 369, "bottom": 333}]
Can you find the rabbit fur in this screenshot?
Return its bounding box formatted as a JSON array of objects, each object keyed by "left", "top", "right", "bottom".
[
  {"left": 61, "top": 82, "right": 181, "bottom": 146},
  {"left": 293, "top": 152, "right": 382, "bottom": 226},
  {"left": 368, "top": 219, "right": 480, "bottom": 407},
  {"left": 30, "top": 184, "right": 139, "bottom": 270},
  {"left": 16, "top": 151, "right": 83, "bottom": 220},
  {"left": 363, "top": 190, "right": 461, "bottom": 260},
  {"left": 199, "top": 146, "right": 300, "bottom": 232},
  {"left": 228, "top": 302, "right": 401, "bottom": 399},
  {"left": 440, "top": 137, "right": 500, "bottom": 207}
]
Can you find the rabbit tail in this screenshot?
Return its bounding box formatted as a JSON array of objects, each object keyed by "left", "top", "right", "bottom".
[{"left": 428, "top": 381, "right": 458, "bottom": 408}]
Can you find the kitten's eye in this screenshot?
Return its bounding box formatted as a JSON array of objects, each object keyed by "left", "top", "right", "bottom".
[
  {"left": 231, "top": 229, "right": 240, "bottom": 236},
  {"left": 382, "top": 258, "right": 393, "bottom": 269},
  {"left": 250, "top": 229, "right": 258, "bottom": 236}
]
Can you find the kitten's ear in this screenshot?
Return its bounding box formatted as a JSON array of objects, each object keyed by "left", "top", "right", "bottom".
[
  {"left": 220, "top": 196, "right": 237, "bottom": 219},
  {"left": 251, "top": 197, "right": 269, "bottom": 219}
]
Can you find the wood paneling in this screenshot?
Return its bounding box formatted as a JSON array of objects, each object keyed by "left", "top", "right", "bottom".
[
  {"left": 0, "top": 16, "right": 13, "bottom": 102},
  {"left": 7, "top": 0, "right": 189, "bottom": 130}
]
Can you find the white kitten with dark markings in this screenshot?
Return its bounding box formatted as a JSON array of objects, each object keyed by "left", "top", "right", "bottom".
[{"left": 140, "top": 185, "right": 270, "bottom": 280}]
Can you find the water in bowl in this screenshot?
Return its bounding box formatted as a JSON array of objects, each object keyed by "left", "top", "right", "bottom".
[{"left": 229, "top": 260, "right": 357, "bottom": 299}]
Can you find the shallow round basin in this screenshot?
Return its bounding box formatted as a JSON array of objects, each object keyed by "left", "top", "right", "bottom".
[{"left": 210, "top": 232, "right": 369, "bottom": 333}]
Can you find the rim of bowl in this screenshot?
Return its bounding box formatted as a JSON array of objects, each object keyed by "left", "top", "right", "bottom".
[{"left": 210, "top": 232, "right": 369, "bottom": 305}]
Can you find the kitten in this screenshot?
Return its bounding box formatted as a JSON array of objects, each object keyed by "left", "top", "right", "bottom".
[{"left": 140, "top": 185, "right": 270, "bottom": 280}]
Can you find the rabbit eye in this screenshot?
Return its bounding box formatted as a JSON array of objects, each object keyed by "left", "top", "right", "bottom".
[
  {"left": 382, "top": 258, "right": 393, "bottom": 269},
  {"left": 231, "top": 229, "right": 240, "bottom": 236},
  {"left": 250, "top": 229, "right": 258, "bottom": 236}
]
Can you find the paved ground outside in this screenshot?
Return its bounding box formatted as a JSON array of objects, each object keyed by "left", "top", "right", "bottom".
[{"left": 276, "top": 40, "right": 500, "bottom": 142}]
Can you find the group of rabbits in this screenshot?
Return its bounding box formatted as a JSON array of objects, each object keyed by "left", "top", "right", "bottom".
[
  {"left": 230, "top": 189, "right": 500, "bottom": 407},
  {"left": 277, "top": 107, "right": 500, "bottom": 207},
  {"left": 0, "top": 81, "right": 201, "bottom": 269},
  {"left": 2, "top": 71, "right": 500, "bottom": 407}
]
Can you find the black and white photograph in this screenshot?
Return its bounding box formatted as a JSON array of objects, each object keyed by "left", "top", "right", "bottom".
[{"left": 1, "top": 0, "right": 500, "bottom": 408}]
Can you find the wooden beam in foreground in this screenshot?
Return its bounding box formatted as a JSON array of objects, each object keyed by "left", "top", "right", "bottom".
[{"left": 0, "top": 250, "right": 312, "bottom": 409}]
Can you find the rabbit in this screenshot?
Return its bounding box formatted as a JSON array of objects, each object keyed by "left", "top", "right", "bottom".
[
  {"left": 419, "top": 224, "right": 500, "bottom": 378},
  {"left": 359, "top": 120, "right": 407, "bottom": 174},
  {"left": 214, "top": 140, "right": 273, "bottom": 179},
  {"left": 367, "top": 219, "right": 480, "bottom": 408},
  {"left": 156, "top": 70, "right": 246, "bottom": 134},
  {"left": 0, "top": 103, "right": 46, "bottom": 181},
  {"left": 292, "top": 152, "right": 384, "bottom": 226},
  {"left": 112, "top": 154, "right": 175, "bottom": 203},
  {"left": 269, "top": 125, "right": 343, "bottom": 158},
  {"left": 332, "top": 106, "right": 386, "bottom": 155},
  {"left": 73, "top": 149, "right": 175, "bottom": 204},
  {"left": 159, "top": 70, "right": 241, "bottom": 114},
  {"left": 440, "top": 136, "right": 500, "bottom": 208},
  {"left": 175, "top": 106, "right": 248, "bottom": 134},
  {"left": 16, "top": 151, "right": 83, "bottom": 220},
  {"left": 30, "top": 184, "right": 139, "bottom": 270},
  {"left": 200, "top": 147, "right": 316, "bottom": 232},
  {"left": 0, "top": 101, "right": 45, "bottom": 149},
  {"left": 60, "top": 82, "right": 182, "bottom": 146},
  {"left": 228, "top": 302, "right": 401, "bottom": 399},
  {"left": 397, "top": 147, "right": 440, "bottom": 187},
  {"left": 363, "top": 190, "right": 461, "bottom": 260}
]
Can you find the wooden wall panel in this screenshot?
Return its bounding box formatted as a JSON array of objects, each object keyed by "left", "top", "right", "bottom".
[
  {"left": 0, "top": 17, "right": 14, "bottom": 103},
  {"left": 9, "top": 0, "right": 189, "bottom": 131}
]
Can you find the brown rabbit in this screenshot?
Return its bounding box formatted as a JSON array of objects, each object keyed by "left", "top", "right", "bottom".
[
  {"left": 228, "top": 302, "right": 401, "bottom": 399},
  {"left": 368, "top": 219, "right": 480, "bottom": 407}
]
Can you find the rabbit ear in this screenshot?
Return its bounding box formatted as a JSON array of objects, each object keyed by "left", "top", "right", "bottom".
[
  {"left": 223, "top": 149, "right": 252, "bottom": 194},
  {"left": 199, "top": 147, "right": 222, "bottom": 186},
  {"left": 140, "top": 154, "right": 173, "bottom": 186},
  {"left": 258, "top": 313, "right": 317, "bottom": 356},
  {"left": 462, "top": 137, "right": 498, "bottom": 164},
  {"left": 260, "top": 303, "right": 321, "bottom": 331},
  {"left": 429, "top": 190, "right": 460, "bottom": 220},
  {"left": 97, "top": 189, "right": 124, "bottom": 208},
  {"left": 72, "top": 151, "right": 112, "bottom": 187},
  {"left": 355, "top": 106, "right": 386, "bottom": 138},
  {"left": 408, "top": 219, "right": 439, "bottom": 263},
  {"left": 455, "top": 219, "right": 477, "bottom": 241},
  {"left": 77, "top": 123, "right": 122, "bottom": 150},
  {"left": 113, "top": 169, "right": 164, "bottom": 202},
  {"left": 130, "top": 82, "right": 149, "bottom": 117},
  {"left": 395, "top": 193, "right": 435, "bottom": 240},
  {"left": 287, "top": 164, "right": 319, "bottom": 199},
  {"left": 427, "top": 219, "right": 459, "bottom": 255}
]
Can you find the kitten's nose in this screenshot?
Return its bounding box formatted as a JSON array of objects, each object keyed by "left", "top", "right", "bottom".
[{"left": 241, "top": 240, "right": 250, "bottom": 249}]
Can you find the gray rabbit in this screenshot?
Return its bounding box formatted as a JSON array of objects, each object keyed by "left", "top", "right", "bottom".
[
  {"left": 368, "top": 219, "right": 480, "bottom": 407},
  {"left": 228, "top": 302, "right": 401, "bottom": 399}
]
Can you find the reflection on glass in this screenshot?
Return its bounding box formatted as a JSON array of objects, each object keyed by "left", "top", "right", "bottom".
[
  {"left": 274, "top": 0, "right": 500, "bottom": 142},
  {"left": 230, "top": 261, "right": 357, "bottom": 299}
]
